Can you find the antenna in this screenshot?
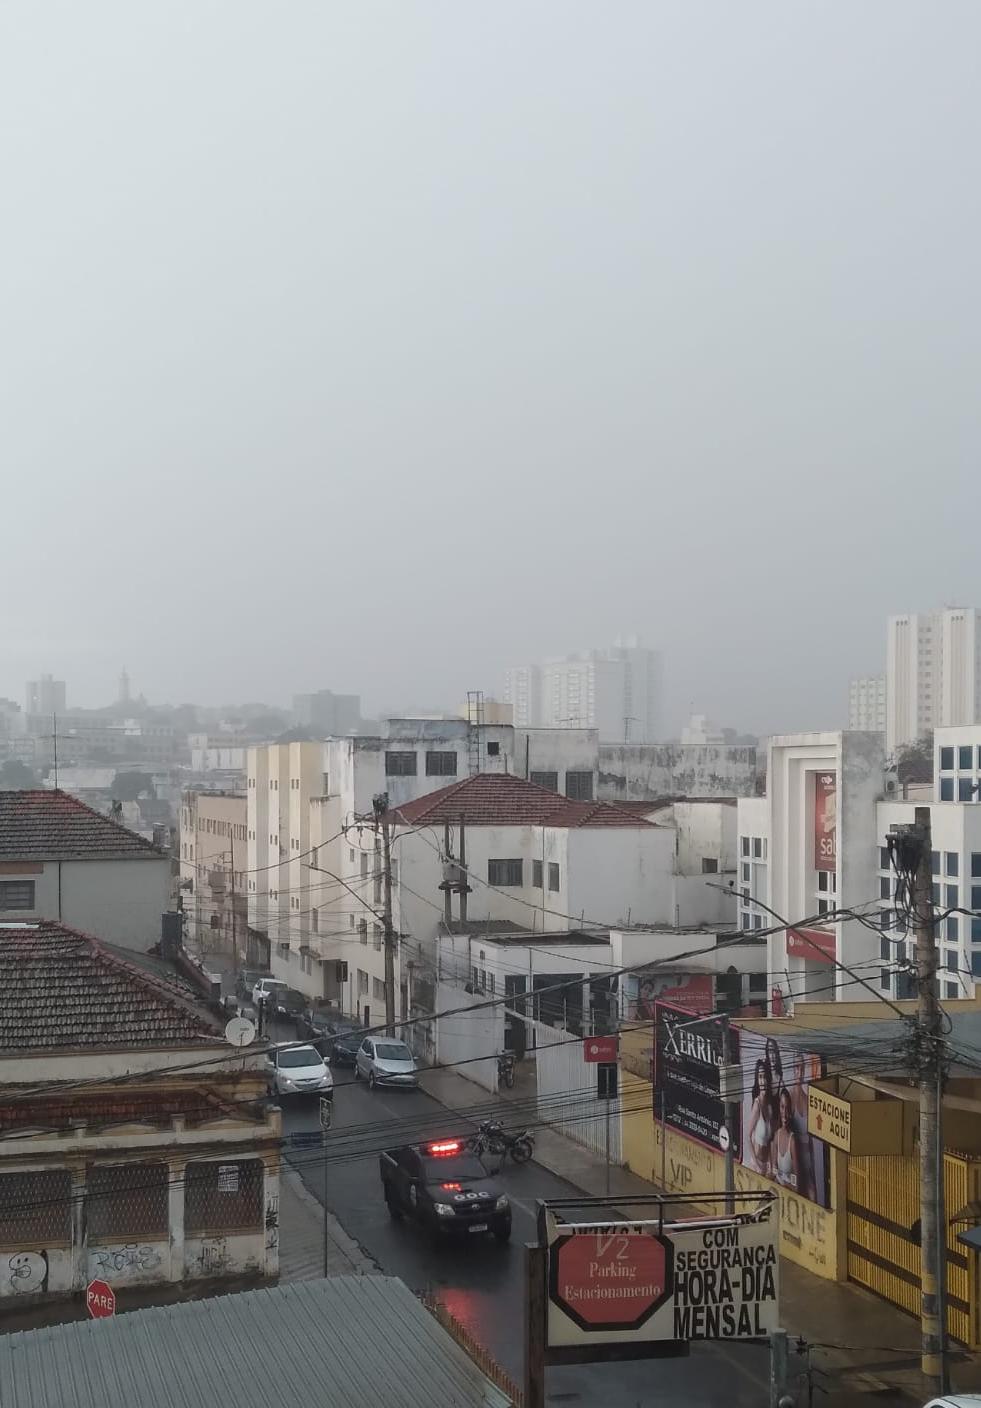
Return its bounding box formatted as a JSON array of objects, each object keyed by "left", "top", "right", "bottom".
[{"left": 466, "top": 690, "right": 485, "bottom": 775}]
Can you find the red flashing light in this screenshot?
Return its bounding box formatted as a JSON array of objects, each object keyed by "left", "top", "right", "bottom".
[
  {"left": 427, "top": 1140, "right": 462, "bottom": 1156},
  {"left": 441, "top": 1182, "right": 462, "bottom": 1192}
]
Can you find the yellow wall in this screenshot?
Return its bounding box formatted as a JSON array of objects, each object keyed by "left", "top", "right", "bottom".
[{"left": 621, "top": 1070, "right": 845, "bottom": 1281}]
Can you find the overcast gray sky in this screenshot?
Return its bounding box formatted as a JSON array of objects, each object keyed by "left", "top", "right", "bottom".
[{"left": 2, "top": 2, "right": 978, "bottom": 734}]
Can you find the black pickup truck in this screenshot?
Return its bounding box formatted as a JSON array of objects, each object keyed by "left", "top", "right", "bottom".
[{"left": 379, "top": 1138, "right": 511, "bottom": 1243}]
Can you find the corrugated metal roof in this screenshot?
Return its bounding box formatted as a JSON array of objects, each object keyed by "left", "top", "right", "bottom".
[{"left": 0, "top": 1277, "right": 513, "bottom": 1408}]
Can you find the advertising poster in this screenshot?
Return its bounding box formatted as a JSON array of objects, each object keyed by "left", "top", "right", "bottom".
[
  {"left": 629, "top": 971, "right": 713, "bottom": 1021},
  {"left": 739, "top": 1029, "right": 828, "bottom": 1207},
  {"left": 813, "top": 771, "right": 837, "bottom": 872},
  {"left": 654, "top": 1001, "right": 740, "bottom": 1158}
]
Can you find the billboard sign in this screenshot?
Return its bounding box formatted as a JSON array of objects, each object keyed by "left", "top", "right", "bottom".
[
  {"left": 545, "top": 1206, "right": 779, "bottom": 1346},
  {"left": 813, "top": 772, "right": 837, "bottom": 872},
  {"left": 654, "top": 1002, "right": 740, "bottom": 1158},
  {"left": 786, "top": 926, "right": 836, "bottom": 965},
  {"left": 739, "top": 1030, "right": 828, "bottom": 1206}
]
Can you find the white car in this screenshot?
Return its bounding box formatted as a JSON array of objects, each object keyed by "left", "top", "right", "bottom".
[
  {"left": 355, "top": 1037, "right": 419, "bottom": 1091},
  {"left": 267, "top": 1044, "right": 334, "bottom": 1099},
  {"left": 922, "top": 1399, "right": 981, "bottom": 1407},
  {"left": 252, "top": 978, "right": 288, "bottom": 1010}
]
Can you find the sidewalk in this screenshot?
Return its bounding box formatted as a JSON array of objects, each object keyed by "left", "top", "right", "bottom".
[
  {"left": 421, "top": 1065, "right": 975, "bottom": 1406},
  {"left": 277, "top": 1165, "right": 378, "bottom": 1282}
]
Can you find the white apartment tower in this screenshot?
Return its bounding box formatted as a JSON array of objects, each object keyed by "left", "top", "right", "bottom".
[
  {"left": 848, "top": 676, "right": 886, "bottom": 732},
  {"left": 886, "top": 609, "right": 981, "bottom": 755},
  {"left": 507, "top": 638, "right": 662, "bottom": 743}
]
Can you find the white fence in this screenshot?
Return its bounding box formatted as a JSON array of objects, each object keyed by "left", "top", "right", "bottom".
[{"left": 531, "top": 1019, "right": 622, "bottom": 1164}]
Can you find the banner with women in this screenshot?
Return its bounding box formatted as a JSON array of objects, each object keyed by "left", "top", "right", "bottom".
[{"left": 739, "top": 1031, "right": 828, "bottom": 1207}]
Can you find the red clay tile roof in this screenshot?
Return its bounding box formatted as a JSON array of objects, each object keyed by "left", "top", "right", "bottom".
[
  {"left": 0, "top": 923, "right": 221, "bottom": 1052},
  {"left": 0, "top": 790, "right": 165, "bottom": 861},
  {"left": 0, "top": 1087, "right": 242, "bottom": 1131},
  {"left": 388, "top": 773, "right": 654, "bottom": 828}
]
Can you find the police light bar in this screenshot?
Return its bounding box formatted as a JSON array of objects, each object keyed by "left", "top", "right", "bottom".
[
  {"left": 440, "top": 1182, "right": 462, "bottom": 1191},
  {"left": 427, "top": 1140, "right": 462, "bottom": 1156}
]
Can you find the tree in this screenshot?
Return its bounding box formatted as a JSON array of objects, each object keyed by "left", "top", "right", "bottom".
[
  {"left": 111, "top": 770, "right": 155, "bottom": 802},
  {"left": 896, "top": 730, "right": 934, "bottom": 785}
]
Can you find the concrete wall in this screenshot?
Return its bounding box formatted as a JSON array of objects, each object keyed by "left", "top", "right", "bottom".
[
  {"left": 1, "top": 856, "right": 171, "bottom": 951},
  {"left": 533, "top": 1019, "right": 621, "bottom": 1162},
  {"left": 598, "top": 743, "right": 758, "bottom": 800},
  {"left": 435, "top": 980, "right": 502, "bottom": 1093},
  {"left": 565, "top": 826, "right": 675, "bottom": 929}
]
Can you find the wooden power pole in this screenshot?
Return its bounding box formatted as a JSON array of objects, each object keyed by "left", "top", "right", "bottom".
[{"left": 911, "top": 806, "right": 947, "bottom": 1394}]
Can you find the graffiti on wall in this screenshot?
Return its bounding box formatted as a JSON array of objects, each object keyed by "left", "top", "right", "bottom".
[
  {"left": 264, "top": 1192, "right": 279, "bottom": 1253},
  {"left": 90, "top": 1244, "right": 162, "bottom": 1277},
  {"left": 8, "top": 1251, "right": 48, "bottom": 1295}
]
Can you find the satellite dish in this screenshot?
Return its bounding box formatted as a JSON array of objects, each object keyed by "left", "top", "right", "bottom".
[{"left": 224, "top": 1016, "right": 257, "bottom": 1048}]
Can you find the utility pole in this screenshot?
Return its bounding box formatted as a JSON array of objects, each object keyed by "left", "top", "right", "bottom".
[
  {"left": 911, "top": 806, "right": 947, "bottom": 1395},
  {"left": 373, "top": 792, "right": 396, "bottom": 1036},
  {"left": 228, "top": 845, "right": 239, "bottom": 982}
]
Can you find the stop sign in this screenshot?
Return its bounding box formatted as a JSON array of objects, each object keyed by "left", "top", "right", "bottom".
[
  {"left": 86, "top": 1279, "right": 116, "bottom": 1318},
  {"left": 549, "top": 1229, "right": 673, "bottom": 1332}
]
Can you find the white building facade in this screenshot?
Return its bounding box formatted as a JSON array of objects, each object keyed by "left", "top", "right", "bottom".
[
  {"left": 848, "top": 676, "right": 886, "bottom": 732},
  {"left": 886, "top": 608, "right": 981, "bottom": 754}
]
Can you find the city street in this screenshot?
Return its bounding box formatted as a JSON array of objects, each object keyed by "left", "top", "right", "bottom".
[{"left": 280, "top": 1066, "right": 773, "bottom": 1407}]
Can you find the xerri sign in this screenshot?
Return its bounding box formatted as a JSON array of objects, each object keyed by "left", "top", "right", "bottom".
[{"left": 654, "top": 1002, "right": 741, "bottom": 1157}]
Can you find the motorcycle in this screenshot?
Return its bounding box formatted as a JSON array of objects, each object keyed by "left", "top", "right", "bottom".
[
  {"left": 497, "top": 1050, "right": 516, "bottom": 1089},
  {"left": 472, "top": 1119, "right": 534, "bottom": 1165}
]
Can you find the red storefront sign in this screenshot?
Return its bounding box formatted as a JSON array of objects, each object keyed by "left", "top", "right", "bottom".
[
  {"left": 787, "top": 927, "right": 836, "bottom": 964},
  {"left": 583, "top": 1035, "right": 618, "bottom": 1064},
  {"left": 814, "top": 772, "right": 837, "bottom": 872},
  {"left": 549, "top": 1229, "right": 673, "bottom": 1331}
]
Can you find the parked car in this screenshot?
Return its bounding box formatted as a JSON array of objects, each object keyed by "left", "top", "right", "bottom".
[
  {"left": 252, "top": 977, "right": 288, "bottom": 1009},
  {"left": 379, "top": 1137, "right": 510, "bottom": 1242},
  {"left": 295, "top": 1006, "right": 364, "bottom": 1063},
  {"left": 273, "top": 987, "right": 307, "bottom": 1020},
  {"left": 236, "top": 968, "right": 269, "bottom": 1002},
  {"left": 356, "top": 1037, "right": 419, "bottom": 1091},
  {"left": 266, "top": 1043, "right": 334, "bottom": 1099}
]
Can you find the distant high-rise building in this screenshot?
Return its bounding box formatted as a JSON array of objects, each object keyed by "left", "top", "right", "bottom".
[
  {"left": 848, "top": 676, "right": 886, "bottom": 732},
  {"left": 503, "top": 666, "right": 541, "bottom": 728},
  {"left": 118, "top": 667, "right": 131, "bottom": 704},
  {"left": 886, "top": 608, "right": 981, "bottom": 754},
  {"left": 25, "top": 674, "right": 66, "bottom": 718},
  {"left": 291, "top": 689, "right": 362, "bottom": 735},
  {"left": 506, "top": 638, "right": 662, "bottom": 743}
]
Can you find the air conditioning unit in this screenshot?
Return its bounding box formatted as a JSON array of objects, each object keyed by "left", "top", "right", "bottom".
[{"left": 882, "top": 766, "right": 899, "bottom": 797}]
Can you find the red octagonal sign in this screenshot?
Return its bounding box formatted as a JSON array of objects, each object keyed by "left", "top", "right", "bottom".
[
  {"left": 549, "top": 1229, "right": 673, "bottom": 1332},
  {"left": 86, "top": 1279, "right": 116, "bottom": 1319}
]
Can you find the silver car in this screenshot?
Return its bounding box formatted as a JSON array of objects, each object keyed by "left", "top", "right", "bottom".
[
  {"left": 355, "top": 1037, "right": 419, "bottom": 1091},
  {"left": 267, "top": 1043, "right": 334, "bottom": 1099}
]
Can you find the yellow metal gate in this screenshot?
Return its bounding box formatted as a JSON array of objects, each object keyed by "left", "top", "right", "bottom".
[{"left": 847, "top": 1152, "right": 978, "bottom": 1346}]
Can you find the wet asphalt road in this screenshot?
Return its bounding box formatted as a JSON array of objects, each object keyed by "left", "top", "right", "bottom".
[{"left": 280, "top": 1062, "right": 772, "bottom": 1407}]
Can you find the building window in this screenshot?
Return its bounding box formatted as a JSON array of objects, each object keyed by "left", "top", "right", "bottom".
[
  {"left": 973, "top": 952, "right": 981, "bottom": 978},
  {"left": 932, "top": 883, "right": 941, "bottom": 905},
  {"left": 0, "top": 1170, "right": 71, "bottom": 1244},
  {"left": 372, "top": 977, "right": 386, "bottom": 1001},
  {"left": 817, "top": 899, "right": 829, "bottom": 915},
  {"left": 880, "top": 968, "right": 891, "bottom": 990},
  {"left": 373, "top": 923, "right": 382, "bottom": 951},
  {"left": 879, "top": 846, "right": 890, "bottom": 870},
  {"left": 972, "top": 918, "right": 981, "bottom": 944},
  {"left": 488, "top": 859, "right": 523, "bottom": 887},
  {"left": 959, "top": 778, "right": 975, "bottom": 801},
  {"left": 741, "top": 913, "right": 751, "bottom": 930},
  {"left": 702, "top": 857, "right": 719, "bottom": 874},
  {"left": 548, "top": 862, "right": 560, "bottom": 891},
  {"left": 946, "top": 949, "right": 958, "bottom": 971},
  {"left": 385, "top": 751, "right": 417, "bottom": 776},
  {"left": 940, "top": 747, "right": 955, "bottom": 770},
  {"left": 880, "top": 934, "right": 891, "bottom": 960},
  {"left": 358, "top": 919, "right": 367, "bottom": 944},
  {"left": 0, "top": 881, "right": 35, "bottom": 910},
  {"left": 879, "top": 877, "right": 891, "bottom": 899},
  {"left": 880, "top": 909, "right": 893, "bottom": 929},
  {"left": 487, "top": 741, "right": 500, "bottom": 757},
  {"left": 946, "top": 885, "right": 959, "bottom": 908},
  {"left": 973, "top": 885, "right": 981, "bottom": 910},
  {"left": 185, "top": 1159, "right": 263, "bottom": 1234},
  {"left": 941, "top": 778, "right": 955, "bottom": 801},
  {"left": 753, "top": 838, "right": 764, "bottom": 859},
  {"left": 565, "top": 771, "right": 593, "bottom": 801},
  {"left": 425, "top": 751, "right": 458, "bottom": 777},
  {"left": 312, "top": 908, "right": 319, "bottom": 934},
  {"left": 741, "top": 837, "right": 750, "bottom": 857},
  {"left": 741, "top": 863, "right": 751, "bottom": 882},
  {"left": 947, "top": 852, "right": 959, "bottom": 877},
  {"left": 530, "top": 771, "right": 559, "bottom": 792},
  {"left": 932, "top": 851, "right": 941, "bottom": 875},
  {"left": 360, "top": 854, "right": 369, "bottom": 879},
  {"left": 358, "top": 969, "right": 368, "bottom": 995},
  {"left": 86, "top": 1162, "right": 168, "bottom": 1239},
  {"left": 753, "top": 914, "right": 764, "bottom": 930},
  {"left": 947, "top": 982, "right": 959, "bottom": 1000},
  {"left": 532, "top": 860, "right": 543, "bottom": 889},
  {"left": 960, "top": 746, "right": 973, "bottom": 770},
  {"left": 597, "top": 1063, "right": 618, "bottom": 1100},
  {"left": 947, "top": 916, "right": 959, "bottom": 942}
]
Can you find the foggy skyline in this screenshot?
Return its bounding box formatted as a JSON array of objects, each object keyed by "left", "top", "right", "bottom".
[{"left": 3, "top": 3, "right": 979, "bottom": 735}]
